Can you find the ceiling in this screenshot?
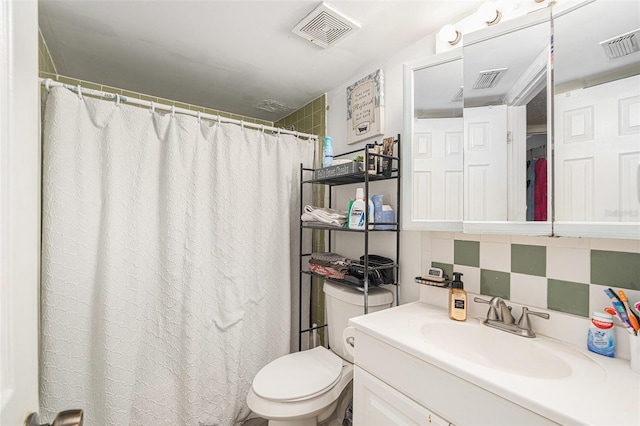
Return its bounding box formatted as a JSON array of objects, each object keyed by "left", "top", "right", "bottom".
[{"left": 39, "top": 0, "right": 484, "bottom": 121}]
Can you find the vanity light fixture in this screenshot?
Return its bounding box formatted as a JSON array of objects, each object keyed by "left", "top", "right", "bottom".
[
  {"left": 478, "top": 2, "right": 502, "bottom": 26},
  {"left": 439, "top": 24, "right": 462, "bottom": 45}
]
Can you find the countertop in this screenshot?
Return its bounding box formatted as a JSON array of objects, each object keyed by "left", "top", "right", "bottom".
[{"left": 349, "top": 301, "right": 640, "bottom": 425}]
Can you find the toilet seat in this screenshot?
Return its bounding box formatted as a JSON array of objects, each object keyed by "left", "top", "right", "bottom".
[{"left": 252, "top": 347, "right": 343, "bottom": 402}]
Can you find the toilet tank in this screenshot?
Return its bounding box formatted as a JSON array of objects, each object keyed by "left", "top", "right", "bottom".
[{"left": 323, "top": 282, "right": 393, "bottom": 362}]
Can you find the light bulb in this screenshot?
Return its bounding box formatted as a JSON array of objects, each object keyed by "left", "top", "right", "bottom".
[
  {"left": 478, "top": 2, "right": 502, "bottom": 25},
  {"left": 438, "top": 24, "right": 461, "bottom": 45}
]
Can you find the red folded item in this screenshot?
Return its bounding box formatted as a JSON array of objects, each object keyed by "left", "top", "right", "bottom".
[{"left": 308, "top": 263, "right": 346, "bottom": 280}]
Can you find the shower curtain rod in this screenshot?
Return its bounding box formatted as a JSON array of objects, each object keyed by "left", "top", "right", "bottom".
[{"left": 39, "top": 78, "right": 319, "bottom": 141}]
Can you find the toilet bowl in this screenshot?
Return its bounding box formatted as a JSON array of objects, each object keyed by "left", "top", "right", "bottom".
[{"left": 247, "top": 282, "right": 393, "bottom": 426}]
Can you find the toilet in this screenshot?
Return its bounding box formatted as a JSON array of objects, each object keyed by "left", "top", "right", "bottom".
[{"left": 247, "top": 282, "right": 393, "bottom": 426}]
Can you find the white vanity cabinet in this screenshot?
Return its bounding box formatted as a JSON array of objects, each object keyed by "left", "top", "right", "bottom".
[
  {"left": 353, "top": 366, "right": 450, "bottom": 426},
  {"left": 352, "top": 328, "right": 556, "bottom": 426}
]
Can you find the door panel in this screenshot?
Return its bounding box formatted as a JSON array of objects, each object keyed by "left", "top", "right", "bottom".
[
  {"left": 555, "top": 75, "right": 640, "bottom": 222},
  {"left": 464, "top": 105, "right": 508, "bottom": 221},
  {"left": 412, "top": 118, "right": 463, "bottom": 221}
]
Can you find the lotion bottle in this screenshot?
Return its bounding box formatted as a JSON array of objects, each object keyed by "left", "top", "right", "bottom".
[
  {"left": 322, "top": 136, "right": 333, "bottom": 167},
  {"left": 348, "top": 188, "right": 368, "bottom": 230},
  {"left": 449, "top": 272, "right": 467, "bottom": 321}
]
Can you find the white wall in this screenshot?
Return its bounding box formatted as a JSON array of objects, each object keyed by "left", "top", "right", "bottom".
[{"left": 326, "top": 33, "right": 439, "bottom": 304}]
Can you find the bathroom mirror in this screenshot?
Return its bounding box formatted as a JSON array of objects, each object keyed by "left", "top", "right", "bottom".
[
  {"left": 553, "top": 0, "right": 640, "bottom": 239},
  {"left": 402, "top": 50, "right": 464, "bottom": 231},
  {"left": 462, "top": 8, "right": 552, "bottom": 235}
]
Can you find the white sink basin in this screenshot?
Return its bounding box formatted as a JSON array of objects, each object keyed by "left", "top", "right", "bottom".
[{"left": 419, "top": 319, "right": 603, "bottom": 379}]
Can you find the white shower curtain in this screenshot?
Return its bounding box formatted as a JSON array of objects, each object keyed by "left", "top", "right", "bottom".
[{"left": 40, "top": 87, "right": 314, "bottom": 425}]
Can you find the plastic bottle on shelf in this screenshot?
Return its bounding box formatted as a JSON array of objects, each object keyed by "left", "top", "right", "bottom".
[
  {"left": 372, "top": 194, "right": 384, "bottom": 225},
  {"left": 348, "top": 188, "right": 373, "bottom": 230},
  {"left": 322, "top": 136, "right": 333, "bottom": 168}
]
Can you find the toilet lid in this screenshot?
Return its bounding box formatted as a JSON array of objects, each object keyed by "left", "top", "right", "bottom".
[{"left": 252, "top": 346, "right": 343, "bottom": 402}]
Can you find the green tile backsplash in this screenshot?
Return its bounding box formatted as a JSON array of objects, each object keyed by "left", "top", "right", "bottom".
[
  {"left": 480, "top": 269, "right": 510, "bottom": 299},
  {"left": 440, "top": 235, "right": 638, "bottom": 318},
  {"left": 591, "top": 250, "right": 640, "bottom": 291},
  {"left": 454, "top": 240, "right": 480, "bottom": 267},
  {"left": 511, "top": 244, "right": 546, "bottom": 276},
  {"left": 547, "top": 279, "right": 590, "bottom": 317}
]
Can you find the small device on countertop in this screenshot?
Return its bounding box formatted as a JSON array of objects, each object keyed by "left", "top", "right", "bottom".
[{"left": 425, "top": 267, "right": 445, "bottom": 282}]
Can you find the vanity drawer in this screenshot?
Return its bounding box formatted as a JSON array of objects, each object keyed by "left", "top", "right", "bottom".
[{"left": 354, "top": 330, "right": 557, "bottom": 425}]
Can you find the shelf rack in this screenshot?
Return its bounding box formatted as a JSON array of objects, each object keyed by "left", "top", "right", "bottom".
[{"left": 298, "top": 134, "right": 401, "bottom": 350}]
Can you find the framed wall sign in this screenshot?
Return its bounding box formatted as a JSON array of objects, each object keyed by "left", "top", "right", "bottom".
[{"left": 347, "top": 69, "right": 384, "bottom": 144}]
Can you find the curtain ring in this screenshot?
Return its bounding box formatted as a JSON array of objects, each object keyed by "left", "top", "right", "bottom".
[
  {"left": 171, "top": 105, "right": 175, "bottom": 118},
  {"left": 115, "top": 94, "right": 121, "bottom": 106},
  {"left": 77, "top": 85, "right": 83, "bottom": 100},
  {"left": 197, "top": 111, "right": 201, "bottom": 123},
  {"left": 45, "top": 78, "right": 52, "bottom": 92}
]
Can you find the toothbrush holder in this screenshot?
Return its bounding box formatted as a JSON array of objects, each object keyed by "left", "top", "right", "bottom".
[{"left": 630, "top": 333, "right": 640, "bottom": 374}]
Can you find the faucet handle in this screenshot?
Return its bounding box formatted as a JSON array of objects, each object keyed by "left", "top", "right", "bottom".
[
  {"left": 474, "top": 297, "right": 500, "bottom": 321},
  {"left": 517, "top": 307, "right": 550, "bottom": 332}
]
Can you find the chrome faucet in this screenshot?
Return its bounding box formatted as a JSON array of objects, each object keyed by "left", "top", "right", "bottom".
[{"left": 474, "top": 297, "right": 549, "bottom": 338}]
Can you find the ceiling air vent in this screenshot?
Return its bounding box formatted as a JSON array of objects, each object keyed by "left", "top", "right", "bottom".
[
  {"left": 600, "top": 28, "right": 640, "bottom": 59},
  {"left": 473, "top": 68, "right": 507, "bottom": 90},
  {"left": 292, "top": 2, "right": 360, "bottom": 49}
]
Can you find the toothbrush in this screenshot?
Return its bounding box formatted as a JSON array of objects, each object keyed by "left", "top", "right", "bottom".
[
  {"left": 618, "top": 290, "right": 640, "bottom": 333},
  {"left": 604, "top": 288, "right": 635, "bottom": 334}
]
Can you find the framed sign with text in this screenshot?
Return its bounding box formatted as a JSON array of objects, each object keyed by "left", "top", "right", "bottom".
[{"left": 346, "top": 69, "right": 384, "bottom": 144}]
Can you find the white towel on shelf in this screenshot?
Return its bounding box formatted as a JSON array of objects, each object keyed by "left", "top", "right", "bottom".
[{"left": 301, "top": 205, "right": 347, "bottom": 226}]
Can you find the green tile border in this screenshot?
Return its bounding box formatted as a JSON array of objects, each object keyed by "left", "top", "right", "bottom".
[
  {"left": 511, "top": 244, "right": 546, "bottom": 276},
  {"left": 454, "top": 240, "right": 480, "bottom": 267},
  {"left": 547, "top": 279, "right": 589, "bottom": 317},
  {"left": 480, "top": 269, "right": 510, "bottom": 299},
  {"left": 591, "top": 250, "right": 640, "bottom": 291}
]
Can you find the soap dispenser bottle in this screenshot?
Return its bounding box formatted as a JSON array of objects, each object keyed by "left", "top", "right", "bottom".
[{"left": 449, "top": 272, "right": 467, "bottom": 321}]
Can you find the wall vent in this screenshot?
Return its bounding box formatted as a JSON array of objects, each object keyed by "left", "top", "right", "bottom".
[
  {"left": 292, "top": 2, "right": 360, "bottom": 49},
  {"left": 451, "top": 87, "right": 464, "bottom": 103},
  {"left": 473, "top": 68, "right": 507, "bottom": 89},
  {"left": 600, "top": 28, "right": 640, "bottom": 59}
]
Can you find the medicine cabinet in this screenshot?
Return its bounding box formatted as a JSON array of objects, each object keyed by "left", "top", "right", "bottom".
[
  {"left": 403, "top": 1, "right": 639, "bottom": 239},
  {"left": 461, "top": 8, "right": 552, "bottom": 235},
  {"left": 552, "top": 0, "right": 640, "bottom": 240},
  {"left": 402, "top": 50, "right": 464, "bottom": 231}
]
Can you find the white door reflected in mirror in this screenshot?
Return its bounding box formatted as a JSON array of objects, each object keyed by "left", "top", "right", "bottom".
[{"left": 462, "top": 8, "right": 552, "bottom": 235}]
